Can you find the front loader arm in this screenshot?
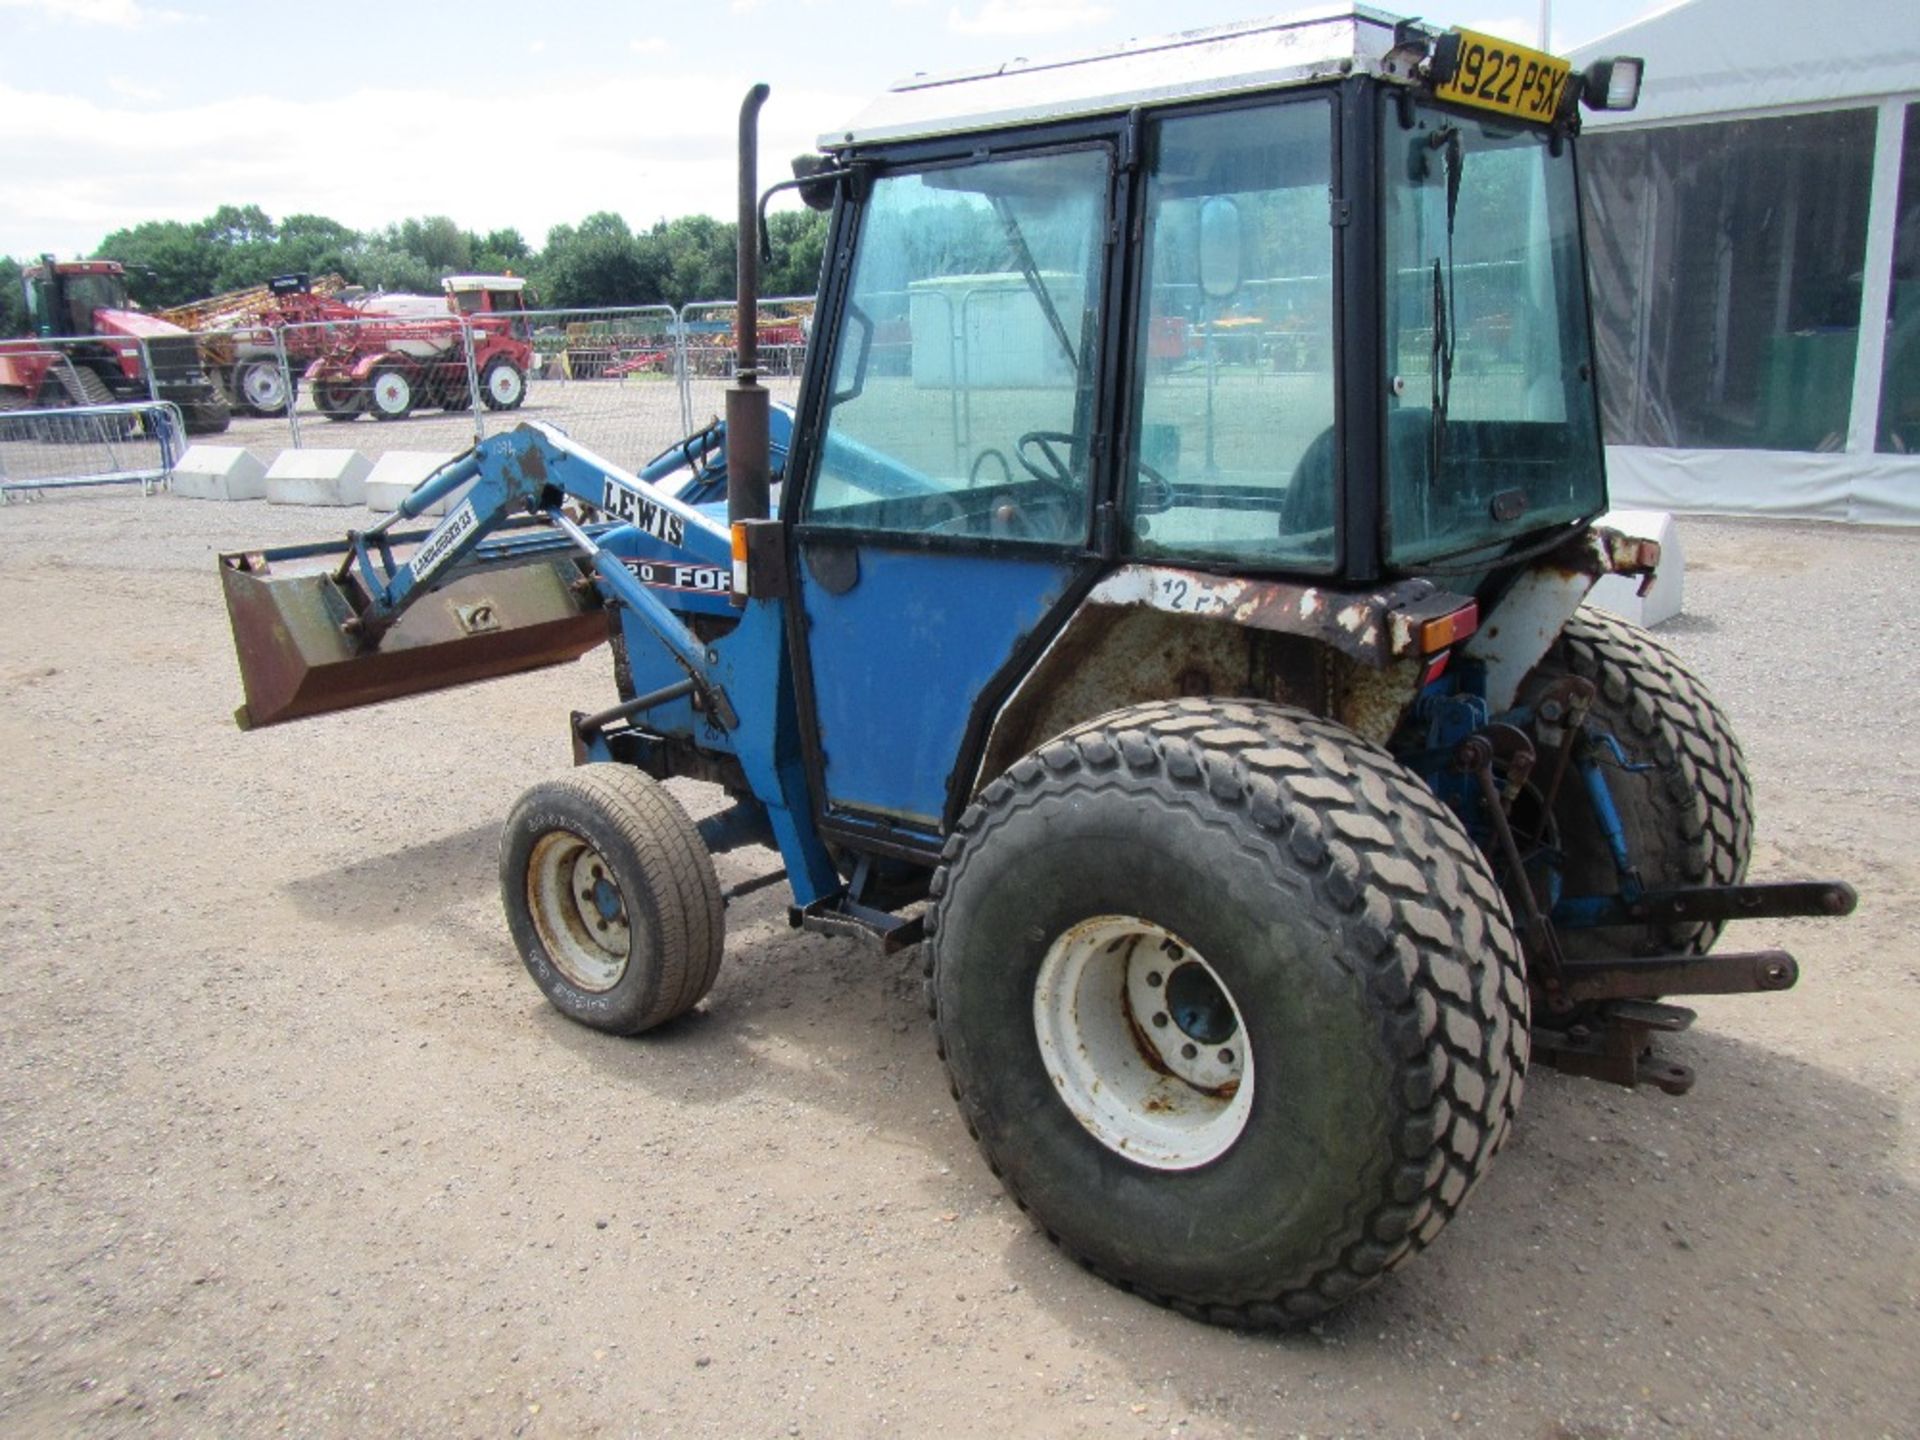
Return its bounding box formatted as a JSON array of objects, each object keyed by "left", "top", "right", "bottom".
[
  {"left": 219, "top": 422, "right": 735, "bottom": 731},
  {"left": 339, "top": 423, "right": 729, "bottom": 649}
]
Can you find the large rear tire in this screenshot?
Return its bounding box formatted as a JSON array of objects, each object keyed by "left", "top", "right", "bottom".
[
  {"left": 1527, "top": 606, "right": 1754, "bottom": 959},
  {"left": 182, "top": 394, "right": 231, "bottom": 435},
  {"left": 501, "top": 765, "right": 724, "bottom": 1035},
  {"left": 928, "top": 698, "right": 1528, "bottom": 1327},
  {"left": 313, "top": 379, "right": 364, "bottom": 421}
]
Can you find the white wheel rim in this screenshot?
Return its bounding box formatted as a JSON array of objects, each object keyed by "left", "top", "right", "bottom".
[
  {"left": 526, "top": 830, "right": 631, "bottom": 992},
  {"left": 487, "top": 365, "right": 523, "bottom": 405},
  {"left": 241, "top": 363, "right": 286, "bottom": 409},
  {"left": 371, "top": 372, "right": 411, "bottom": 414},
  {"left": 1033, "top": 916, "right": 1254, "bottom": 1171}
]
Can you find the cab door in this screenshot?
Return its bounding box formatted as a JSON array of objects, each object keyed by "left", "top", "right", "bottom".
[{"left": 789, "top": 142, "right": 1119, "bottom": 847}]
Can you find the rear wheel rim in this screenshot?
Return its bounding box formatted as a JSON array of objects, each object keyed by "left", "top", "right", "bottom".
[
  {"left": 526, "top": 830, "right": 631, "bottom": 992},
  {"left": 1032, "top": 915, "right": 1254, "bottom": 1171},
  {"left": 240, "top": 362, "right": 286, "bottom": 410}
]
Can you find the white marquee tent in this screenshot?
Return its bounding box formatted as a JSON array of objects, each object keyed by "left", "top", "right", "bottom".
[{"left": 1572, "top": 0, "right": 1920, "bottom": 522}]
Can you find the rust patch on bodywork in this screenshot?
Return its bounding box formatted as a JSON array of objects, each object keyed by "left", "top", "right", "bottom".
[
  {"left": 1084, "top": 565, "right": 1474, "bottom": 667},
  {"left": 970, "top": 565, "right": 1477, "bottom": 797}
]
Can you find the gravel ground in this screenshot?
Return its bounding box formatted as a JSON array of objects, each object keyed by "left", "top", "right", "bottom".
[{"left": 0, "top": 489, "right": 1913, "bottom": 1439}]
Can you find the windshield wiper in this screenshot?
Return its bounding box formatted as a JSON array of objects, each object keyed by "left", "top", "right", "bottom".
[
  {"left": 990, "top": 196, "right": 1078, "bottom": 368},
  {"left": 1428, "top": 127, "right": 1463, "bottom": 488}
]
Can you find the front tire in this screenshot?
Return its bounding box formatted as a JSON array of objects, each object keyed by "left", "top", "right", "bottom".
[
  {"left": 480, "top": 357, "right": 526, "bottom": 410},
  {"left": 501, "top": 765, "right": 724, "bottom": 1035},
  {"left": 1527, "top": 606, "right": 1754, "bottom": 959},
  {"left": 928, "top": 699, "right": 1528, "bottom": 1326}
]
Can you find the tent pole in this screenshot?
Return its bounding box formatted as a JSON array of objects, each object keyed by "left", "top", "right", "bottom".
[{"left": 1845, "top": 99, "right": 1908, "bottom": 457}]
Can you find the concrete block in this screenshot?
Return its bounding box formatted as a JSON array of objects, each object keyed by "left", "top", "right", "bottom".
[
  {"left": 1588, "top": 509, "right": 1684, "bottom": 628},
  {"left": 168, "top": 445, "right": 267, "bottom": 501},
  {"left": 264, "top": 449, "right": 372, "bottom": 507},
  {"left": 363, "top": 450, "right": 469, "bottom": 515}
]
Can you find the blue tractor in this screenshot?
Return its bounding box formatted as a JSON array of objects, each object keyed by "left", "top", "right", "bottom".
[{"left": 221, "top": 10, "right": 1853, "bottom": 1326}]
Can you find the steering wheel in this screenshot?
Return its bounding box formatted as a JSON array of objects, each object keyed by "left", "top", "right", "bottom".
[
  {"left": 1133, "top": 458, "right": 1174, "bottom": 513},
  {"left": 1016, "top": 430, "right": 1081, "bottom": 494}
]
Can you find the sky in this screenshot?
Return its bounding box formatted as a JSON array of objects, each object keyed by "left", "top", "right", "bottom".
[{"left": 0, "top": 0, "right": 1675, "bottom": 260}]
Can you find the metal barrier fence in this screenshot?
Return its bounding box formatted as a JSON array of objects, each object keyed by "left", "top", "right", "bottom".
[
  {"left": 0, "top": 399, "right": 184, "bottom": 499},
  {"left": 0, "top": 333, "right": 193, "bottom": 497},
  {"left": 682, "top": 297, "right": 813, "bottom": 425},
  {"left": 229, "top": 299, "right": 813, "bottom": 465},
  {"left": 1, "top": 293, "right": 824, "bottom": 495},
  {"left": 520, "top": 304, "right": 689, "bottom": 464}
]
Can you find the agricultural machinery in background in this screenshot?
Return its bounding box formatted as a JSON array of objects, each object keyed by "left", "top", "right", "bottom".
[
  {"left": 301, "top": 275, "right": 533, "bottom": 422},
  {"left": 157, "top": 273, "right": 365, "bottom": 417},
  {"left": 158, "top": 272, "right": 536, "bottom": 420},
  {"left": 1, "top": 256, "right": 230, "bottom": 433},
  {"left": 219, "top": 11, "right": 1858, "bottom": 1329}
]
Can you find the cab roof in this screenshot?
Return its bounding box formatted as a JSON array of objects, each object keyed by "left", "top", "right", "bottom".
[{"left": 820, "top": 3, "right": 1430, "bottom": 151}]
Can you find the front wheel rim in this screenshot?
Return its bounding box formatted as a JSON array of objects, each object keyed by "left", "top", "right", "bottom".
[
  {"left": 526, "top": 830, "right": 632, "bottom": 992},
  {"left": 1032, "top": 916, "right": 1254, "bottom": 1171},
  {"left": 371, "top": 372, "right": 410, "bottom": 414},
  {"left": 487, "top": 365, "right": 523, "bottom": 405}
]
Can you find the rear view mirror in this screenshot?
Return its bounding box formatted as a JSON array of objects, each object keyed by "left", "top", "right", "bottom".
[{"left": 1198, "top": 197, "right": 1242, "bottom": 300}]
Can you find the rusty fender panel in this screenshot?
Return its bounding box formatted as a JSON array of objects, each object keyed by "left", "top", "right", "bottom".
[
  {"left": 220, "top": 553, "right": 606, "bottom": 730},
  {"left": 1085, "top": 565, "right": 1472, "bottom": 667},
  {"left": 970, "top": 567, "right": 1472, "bottom": 794}
]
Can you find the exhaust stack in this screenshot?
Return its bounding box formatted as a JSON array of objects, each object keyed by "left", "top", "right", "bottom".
[{"left": 726, "top": 83, "right": 773, "bottom": 541}]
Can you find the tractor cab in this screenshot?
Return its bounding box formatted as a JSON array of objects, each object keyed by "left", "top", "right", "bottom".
[
  {"left": 791, "top": 9, "right": 1619, "bottom": 599},
  {"left": 444, "top": 275, "right": 532, "bottom": 338},
  {"left": 775, "top": 7, "right": 1632, "bottom": 841},
  {"left": 24, "top": 258, "right": 134, "bottom": 338}
]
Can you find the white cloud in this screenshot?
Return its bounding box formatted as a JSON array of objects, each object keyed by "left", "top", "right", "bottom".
[
  {"left": 947, "top": 1, "right": 1111, "bottom": 37},
  {"left": 0, "top": 73, "right": 867, "bottom": 257},
  {"left": 0, "top": 0, "right": 187, "bottom": 26},
  {"left": 528, "top": 37, "right": 546, "bottom": 54},
  {"left": 106, "top": 75, "right": 165, "bottom": 101},
  {"left": 630, "top": 36, "right": 670, "bottom": 55}
]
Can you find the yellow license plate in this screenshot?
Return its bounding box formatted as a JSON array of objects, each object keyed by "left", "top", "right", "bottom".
[{"left": 1433, "top": 28, "right": 1573, "bottom": 124}]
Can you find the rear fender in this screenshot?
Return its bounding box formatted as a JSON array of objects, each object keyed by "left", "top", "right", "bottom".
[
  {"left": 1463, "top": 526, "right": 1655, "bottom": 712},
  {"left": 967, "top": 564, "right": 1474, "bottom": 805}
]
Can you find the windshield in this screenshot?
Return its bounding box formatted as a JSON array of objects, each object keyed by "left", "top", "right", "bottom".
[
  {"left": 1124, "top": 98, "right": 1337, "bottom": 570},
  {"left": 804, "top": 149, "right": 1108, "bottom": 542},
  {"left": 1382, "top": 100, "right": 1604, "bottom": 566},
  {"left": 62, "top": 273, "right": 128, "bottom": 332}
]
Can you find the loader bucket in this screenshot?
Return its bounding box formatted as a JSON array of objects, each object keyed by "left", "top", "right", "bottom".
[{"left": 220, "top": 547, "right": 607, "bottom": 730}]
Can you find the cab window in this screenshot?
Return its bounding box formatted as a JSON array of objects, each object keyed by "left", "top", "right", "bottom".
[
  {"left": 1124, "top": 98, "right": 1338, "bottom": 571},
  {"left": 804, "top": 148, "right": 1111, "bottom": 545}
]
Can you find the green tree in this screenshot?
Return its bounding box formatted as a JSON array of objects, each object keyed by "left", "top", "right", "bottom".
[
  {"left": 538, "top": 212, "right": 658, "bottom": 308},
  {"left": 352, "top": 245, "right": 439, "bottom": 295},
  {"left": 389, "top": 215, "right": 472, "bottom": 274},
  {"left": 275, "top": 214, "right": 360, "bottom": 281},
  {"left": 764, "top": 209, "right": 829, "bottom": 299},
  {"left": 655, "top": 214, "right": 733, "bottom": 307},
  {"left": 93, "top": 219, "right": 221, "bottom": 307},
  {"left": 0, "top": 256, "right": 27, "bottom": 336},
  {"left": 198, "top": 204, "right": 276, "bottom": 247}
]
